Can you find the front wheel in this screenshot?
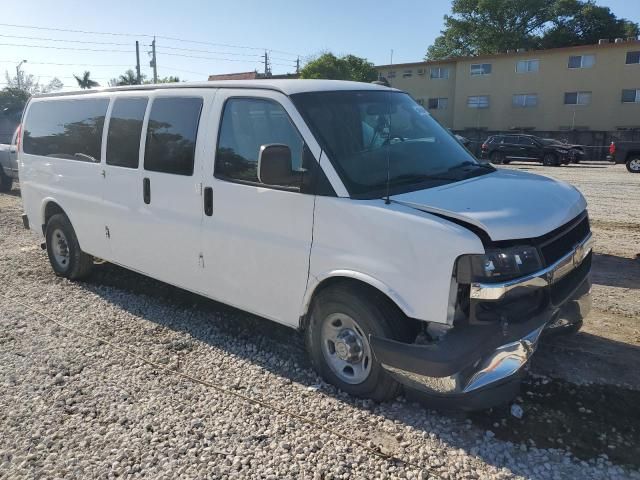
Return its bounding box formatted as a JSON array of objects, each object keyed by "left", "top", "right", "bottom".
[
  {"left": 543, "top": 153, "right": 559, "bottom": 166},
  {"left": 490, "top": 151, "right": 504, "bottom": 165},
  {"left": 45, "top": 213, "right": 93, "bottom": 279},
  {"left": 626, "top": 158, "right": 640, "bottom": 173},
  {"left": 305, "top": 284, "right": 413, "bottom": 401}
]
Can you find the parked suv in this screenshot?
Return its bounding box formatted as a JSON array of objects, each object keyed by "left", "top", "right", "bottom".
[
  {"left": 610, "top": 141, "right": 640, "bottom": 173},
  {"left": 482, "top": 134, "right": 570, "bottom": 166},
  {"left": 17, "top": 81, "right": 592, "bottom": 408}
]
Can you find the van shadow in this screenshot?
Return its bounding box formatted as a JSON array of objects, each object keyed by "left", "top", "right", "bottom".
[
  {"left": 78, "top": 262, "right": 640, "bottom": 472},
  {"left": 592, "top": 252, "right": 640, "bottom": 289}
]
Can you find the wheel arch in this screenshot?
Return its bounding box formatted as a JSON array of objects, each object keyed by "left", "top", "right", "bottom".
[
  {"left": 300, "top": 271, "right": 417, "bottom": 331},
  {"left": 41, "top": 198, "right": 68, "bottom": 234}
]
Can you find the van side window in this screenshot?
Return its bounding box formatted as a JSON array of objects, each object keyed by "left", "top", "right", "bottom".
[
  {"left": 23, "top": 98, "right": 109, "bottom": 162},
  {"left": 106, "top": 97, "right": 148, "bottom": 168},
  {"left": 144, "top": 97, "right": 203, "bottom": 176},
  {"left": 215, "top": 98, "right": 303, "bottom": 182}
]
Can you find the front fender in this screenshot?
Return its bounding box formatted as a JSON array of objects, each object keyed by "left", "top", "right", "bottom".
[{"left": 301, "top": 269, "right": 416, "bottom": 321}]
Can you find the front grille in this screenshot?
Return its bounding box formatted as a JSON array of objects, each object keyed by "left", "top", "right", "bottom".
[
  {"left": 550, "top": 251, "right": 591, "bottom": 305},
  {"left": 539, "top": 213, "right": 590, "bottom": 266}
]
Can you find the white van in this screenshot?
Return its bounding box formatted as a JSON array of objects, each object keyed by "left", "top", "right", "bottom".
[{"left": 18, "top": 80, "right": 592, "bottom": 407}]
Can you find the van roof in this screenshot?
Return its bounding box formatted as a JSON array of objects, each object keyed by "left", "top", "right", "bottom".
[{"left": 35, "top": 79, "right": 398, "bottom": 98}]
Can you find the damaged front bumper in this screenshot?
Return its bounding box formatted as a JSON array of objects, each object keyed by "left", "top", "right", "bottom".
[{"left": 370, "top": 235, "right": 593, "bottom": 409}]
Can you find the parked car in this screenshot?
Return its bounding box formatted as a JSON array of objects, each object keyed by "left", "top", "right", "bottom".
[
  {"left": 17, "top": 81, "right": 593, "bottom": 408},
  {"left": 0, "top": 126, "right": 19, "bottom": 191},
  {"left": 609, "top": 141, "right": 640, "bottom": 173},
  {"left": 481, "top": 134, "right": 570, "bottom": 166},
  {"left": 540, "top": 138, "right": 585, "bottom": 163}
]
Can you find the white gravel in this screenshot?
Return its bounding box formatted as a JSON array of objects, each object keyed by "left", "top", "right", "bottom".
[{"left": 1, "top": 185, "right": 639, "bottom": 479}]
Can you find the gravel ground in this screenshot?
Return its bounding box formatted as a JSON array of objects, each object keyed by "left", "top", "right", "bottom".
[{"left": 1, "top": 164, "right": 639, "bottom": 479}]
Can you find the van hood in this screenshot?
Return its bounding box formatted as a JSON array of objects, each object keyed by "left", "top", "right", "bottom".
[{"left": 391, "top": 169, "right": 586, "bottom": 241}]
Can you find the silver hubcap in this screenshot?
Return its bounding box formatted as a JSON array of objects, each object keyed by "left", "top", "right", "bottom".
[
  {"left": 630, "top": 159, "right": 640, "bottom": 171},
  {"left": 51, "top": 228, "right": 70, "bottom": 269},
  {"left": 320, "top": 313, "right": 372, "bottom": 384}
]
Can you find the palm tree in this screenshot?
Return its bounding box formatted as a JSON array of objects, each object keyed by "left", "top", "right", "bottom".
[
  {"left": 73, "top": 71, "right": 99, "bottom": 89},
  {"left": 109, "top": 69, "right": 145, "bottom": 86}
]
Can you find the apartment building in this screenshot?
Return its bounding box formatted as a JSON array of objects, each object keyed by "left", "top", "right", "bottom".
[{"left": 376, "top": 39, "right": 640, "bottom": 133}]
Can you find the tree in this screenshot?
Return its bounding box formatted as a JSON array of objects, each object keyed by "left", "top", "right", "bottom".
[
  {"left": 73, "top": 71, "right": 99, "bottom": 89},
  {"left": 108, "top": 69, "right": 145, "bottom": 86},
  {"left": 426, "top": 0, "right": 639, "bottom": 60},
  {"left": 0, "top": 87, "right": 30, "bottom": 118},
  {"left": 300, "top": 53, "right": 378, "bottom": 82},
  {"left": 144, "top": 76, "right": 180, "bottom": 84},
  {"left": 4, "top": 70, "right": 63, "bottom": 95}
]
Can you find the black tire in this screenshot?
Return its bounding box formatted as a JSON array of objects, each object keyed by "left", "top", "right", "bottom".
[
  {"left": 45, "top": 213, "right": 93, "bottom": 280},
  {"left": 305, "top": 283, "right": 415, "bottom": 402},
  {"left": 490, "top": 151, "right": 504, "bottom": 165},
  {"left": 543, "top": 153, "right": 559, "bottom": 167},
  {"left": 0, "top": 168, "right": 12, "bottom": 192},
  {"left": 626, "top": 158, "right": 640, "bottom": 173}
]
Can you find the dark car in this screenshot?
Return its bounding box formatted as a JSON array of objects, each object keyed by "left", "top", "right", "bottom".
[
  {"left": 540, "top": 138, "right": 585, "bottom": 163},
  {"left": 481, "top": 134, "right": 570, "bottom": 166},
  {"left": 610, "top": 141, "right": 640, "bottom": 173}
]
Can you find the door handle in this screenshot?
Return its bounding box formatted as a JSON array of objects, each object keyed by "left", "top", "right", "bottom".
[
  {"left": 204, "top": 187, "right": 213, "bottom": 216},
  {"left": 143, "top": 177, "right": 151, "bottom": 204}
]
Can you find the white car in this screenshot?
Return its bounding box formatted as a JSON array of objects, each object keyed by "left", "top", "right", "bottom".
[
  {"left": 17, "top": 80, "right": 593, "bottom": 408},
  {"left": 0, "top": 126, "right": 20, "bottom": 191}
]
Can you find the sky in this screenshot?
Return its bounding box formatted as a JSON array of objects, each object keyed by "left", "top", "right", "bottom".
[{"left": 0, "top": 0, "right": 637, "bottom": 90}]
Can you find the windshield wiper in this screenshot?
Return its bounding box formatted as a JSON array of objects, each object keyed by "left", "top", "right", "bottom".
[
  {"left": 387, "top": 173, "right": 457, "bottom": 185},
  {"left": 447, "top": 160, "right": 494, "bottom": 171}
]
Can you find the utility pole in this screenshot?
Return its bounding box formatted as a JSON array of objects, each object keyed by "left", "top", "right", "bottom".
[
  {"left": 135, "top": 41, "right": 142, "bottom": 84},
  {"left": 150, "top": 37, "right": 158, "bottom": 83},
  {"left": 263, "top": 51, "right": 269, "bottom": 77},
  {"left": 16, "top": 59, "right": 27, "bottom": 89},
  {"left": 296, "top": 57, "right": 300, "bottom": 74},
  {"left": 390, "top": 49, "right": 394, "bottom": 65}
]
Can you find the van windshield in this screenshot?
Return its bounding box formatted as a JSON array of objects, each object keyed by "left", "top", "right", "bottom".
[{"left": 291, "top": 90, "right": 493, "bottom": 198}]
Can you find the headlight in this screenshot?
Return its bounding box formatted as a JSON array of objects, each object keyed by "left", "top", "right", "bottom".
[{"left": 456, "top": 246, "right": 542, "bottom": 283}]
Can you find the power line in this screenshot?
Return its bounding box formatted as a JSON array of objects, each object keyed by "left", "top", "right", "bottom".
[
  {"left": 0, "top": 33, "right": 130, "bottom": 46},
  {"left": 156, "top": 51, "right": 264, "bottom": 63},
  {"left": 152, "top": 44, "right": 263, "bottom": 58},
  {"left": 0, "top": 60, "right": 134, "bottom": 67},
  {"left": 0, "top": 42, "right": 132, "bottom": 53},
  {"left": 0, "top": 22, "right": 302, "bottom": 57}
]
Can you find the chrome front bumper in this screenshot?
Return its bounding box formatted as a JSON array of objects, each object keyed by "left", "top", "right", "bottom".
[{"left": 470, "top": 232, "right": 594, "bottom": 301}]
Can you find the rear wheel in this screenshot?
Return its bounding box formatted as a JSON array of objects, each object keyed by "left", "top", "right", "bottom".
[
  {"left": 45, "top": 214, "right": 93, "bottom": 279},
  {"left": 626, "top": 158, "right": 640, "bottom": 173},
  {"left": 0, "top": 168, "right": 12, "bottom": 192},
  {"left": 490, "top": 151, "right": 504, "bottom": 165},
  {"left": 305, "top": 284, "right": 415, "bottom": 402},
  {"left": 543, "top": 153, "right": 559, "bottom": 167}
]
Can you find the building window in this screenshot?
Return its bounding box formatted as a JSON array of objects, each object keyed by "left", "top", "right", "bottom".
[
  {"left": 427, "top": 98, "right": 448, "bottom": 110},
  {"left": 516, "top": 59, "right": 539, "bottom": 73},
  {"left": 430, "top": 67, "right": 450, "bottom": 79},
  {"left": 417, "top": 68, "right": 425, "bottom": 76},
  {"left": 568, "top": 54, "right": 595, "bottom": 69},
  {"left": 467, "top": 95, "right": 490, "bottom": 108},
  {"left": 622, "top": 89, "right": 640, "bottom": 103},
  {"left": 387, "top": 71, "right": 396, "bottom": 78},
  {"left": 402, "top": 70, "right": 413, "bottom": 78},
  {"left": 416, "top": 98, "right": 425, "bottom": 106},
  {"left": 626, "top": 51, "right": 640, "bottom": 64},
  {"left": 564, "top": 91, "right": 592, "bottom": 105},
  {"left": 470, "top": 64, "right": 492, "bottom": 76},
  {"left": 512, "top": 94, "right": 538, "bottom": 107}
]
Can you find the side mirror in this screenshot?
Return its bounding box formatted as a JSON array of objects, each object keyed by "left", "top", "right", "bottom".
[{"left": 257, "top": 144, "right": 298, "bottom": 187}]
